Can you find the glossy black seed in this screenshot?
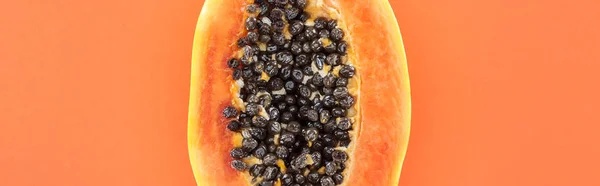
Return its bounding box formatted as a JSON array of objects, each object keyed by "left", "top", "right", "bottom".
[
  {"left": 323, "top": 121, "right": 337, "bottom": 134},
  {"left": 254, "top": 144, "right": 268, "bottom": 158},
  {"left": 302, "top": 65, "right": 314, "bottom": 76},
  {"left": 264, "top": 166, "right": 280, "bottom": 181},
  {"left": 295, "top": 54, "right": 309, "bottom": 66},
  {"left": 276, "top": 51, "right": 293, "bottom": 65},
  {"left": 231, "top": 160, "right": 247, "bottom": 171},
  {"left": 291, "top": 42, "right": 303, "bottom": 55},
  {"left": 322, "top": 134, "right": 336, "bottom": 147},
  {"left": 333, "top": 78, "right": 347, "bottom": 88},
  {"left": 273, "top": 94, "right": 285, "bottom": 101},
  {"left": 319, "top": 29, "right": 330, "bottom": 38},
  {"left": 240, "top": 117, "right": 253, "bottom": 128},
  {"left": 270, "top": 8, "right": 284, "bottom": 21},
  {"left": 304, "top": 27, "right": 317, "bottom": 39},
  {"left": 285, "top": 7, "right": 300, "bottom": 20},
  {"left": 242, "top": 137, "right": 259, "bottom": 152},
  {"left": 250, "top": 164, "right": 266, "bottom": 177},
  {"left": 322, "top": 87, "right": 333, "bottom": 95},
  {"left": 267, "top": 107, "right": 280, "bottom": 120},
  {"left": 333, "top": 87, "right": 349, "bottom": 99},
  {"left": 284, "top": 95, "right": 296, "bottom": 105},
  {"left": 281, "top": 173, "right": 294, "bottom": 185},
  {"left": 246, "top": 4, "right": 259, "bottom": 13},
  {"left": 298, "top": 85, "right": 311, "bottom": 98},
  {"left": 265, "top": 62, "right": 279, "bottom": 76},
  {"left": 280, "top": 66, "right": 292, "bottom": 79},
  {"left": 267, "top": 43, "right": 278, "bottom": 53},
  {"left": 319, "top": 110, "right": 331, "bottom": 124},
  {"left": 222, "top": 106, "right": 238, "bottom": 118},
  {"left": 334, "top": 130, "right": 350, "bottom": 141},
  {"left": 313, "top": 53, "right": 326, "bottom": 69},
  {"left": 304, "top": 128, "right": 319, "bottom": 142},
  {"left": 227, "top": 120, "right": 241, "bottom": 132},
  {"left": 302, "top": 42, "right": 312, "bottom": 53},
  {"left": 273, "top": 33, "right": 285, "bottom": 45},
  {"left": 246, "top": 17, "right": 258, "bottom": 30},
  {"left": 259, "top": 23, "right": 272, "bottom": 35},
  {"left": 260, "top": 34, "right": 272, "bottom": 43},
  {"left": 291, "top": 174, "right": 305, "bottom": 184},
  {"left": 310, "top": 39, "right": 323, "bottom": 52},
  {"left": 242, "top": 67, "right": 254, "bottom": 79},
  {"left": 321, "top": 95, "right": 334, "bottom": 108},
  {"left": 246, "top": 94, "right": 259, "bottom": 103},
  {"left": 287, "top": 105, "right": 298, "bottom": 114},
  {"left": 273, "top": 20, "right": 285, "bottom": 33},
  {"left": 251, "top": 127, "right": 268, "bottom": 140},
  {"left": 247, "top": 32, "right": 259, "bottom": 43},
  {"left": 238, "top": 37, "right": 249, "bottom": 47},
  {"left": 295, "top": 0, "right": 307, "bottom": 8},
  {"left": 268, "top": 144, "right": 278, "bottom": 153},
  {"left": 332, "top": 174, "right": 344, "bottom": 184},
  {"left": 267, "top": 78, "right": 283, "bottom": 91},
  {"left": 253, "top": 116, "right": 268, "bottom": 128},
  {"left": 337, "top": 161, "right": 346, "bottom": 173},
  {"left": 337, "top": 41, "right": 348, "bottom": 54},
  {"left": 339, "top": 96, "right": 354, "bottom": 109},
  {"left": 307, "top": 121, "right": 323, "bottom": 131},
  {"left": 311, "top": 18, "right": 325, "bottom": 30},
  {"left": 326, "top": 19, "right": 337, "bottom": 30},
  {"left": 284, "top": 80, "right": 296, "bottom": 92},
  {"left": 339, "top": 65, "right": 355, "bottom": 78},
  {"left": 332, "top": 150, "right": 348, "bottom": 163},
  {"left": 323, "top": 42, "right": 337, "bottom": 53},
  {"left": 337, "top": 117, "right": 352, "bottom": 130},
  {"left": 331, "top": 107, "right": 346, "bottom": 117},
  {"left": 228, "top": 58, "right": 240, "bottom": 68},
  {"left": 323, "top": 146, "right": 334, "bottom": 160},
  {"left": 287, "top": 121, "right": 301, "bottom": 133},
  {"left": 295, "top": 32, "right": 308, "bottom": 42},
  {"left": 300, "top": 97, "right": 313, "bottom": 106},
  {"left": 259, "top": 3, "right": 270, "bottom": 16},
  {"left": 289, "top": 21, "right": 305, "bottom": 36},
  {"left": 309, "top": 74, "right": 323, "bottom": 87},
  {"left": 230, "top": 147, "right": 245, "bottom": 159},
  {"left": 246, "top": 104, "right": 260, "bottom": 116},
  {"left": 320, "top": 176, "right": 335, "bottom": 186},
  {"left": 330, "top": 28, "right": 344, "bottom": 41},
  {"left": 232, "top": 69, "right": 242, "bottom": 80},
  {"left": 268, "top": 120, "right": 281, "bottom": 133},
  {"left": 263, "top": 153, "right": 278, "bottom": 166},
  {"left": 325, "top": 53, "right": 340, "bottom": 65},
  {"left": 280, "top": 111, "right": 294, "bottom": 123},
  {"left": 323, "top": 74, "right": 337, "bottom": 88},
  {"left": 276, "top": 146, "right": 289, "bottom": 159},
  {"left": 306, "top": 109, "right": 319, "bottom": 122},
  {"left": 307, "top": 172, "right": 321, "bottom": 184},
  {"left": 291, "top": 68, "right": 304, "bottom": 83},
  {"left": 280, "top": 132, "right": 296, "bottom": 146}
]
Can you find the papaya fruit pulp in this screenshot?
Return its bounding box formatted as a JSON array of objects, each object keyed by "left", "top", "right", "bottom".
[{"left": 188, "top": 0, "right": 411, "bottom": 185}]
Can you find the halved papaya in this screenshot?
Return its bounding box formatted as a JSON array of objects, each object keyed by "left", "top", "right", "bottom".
[{"left": 188, "top": 0, "right": 410, "bottom": 185}]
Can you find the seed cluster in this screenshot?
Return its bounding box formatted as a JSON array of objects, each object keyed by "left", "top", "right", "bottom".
[{"left": 222, "top": 0, "right": 355, "bottom": 185}]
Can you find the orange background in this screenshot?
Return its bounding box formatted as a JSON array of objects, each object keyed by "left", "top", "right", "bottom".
[{"left": 1, "top": 0, "right": 599, "bottom": 185}]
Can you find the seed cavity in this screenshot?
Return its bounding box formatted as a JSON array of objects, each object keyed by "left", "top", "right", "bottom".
[{"left": 221, "top": 0, "right": 356, "bottom": 185}]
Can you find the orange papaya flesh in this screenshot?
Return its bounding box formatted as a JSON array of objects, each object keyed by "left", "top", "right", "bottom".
[{"left": 188, "top": 0, "right": 410, "bottom": 185}]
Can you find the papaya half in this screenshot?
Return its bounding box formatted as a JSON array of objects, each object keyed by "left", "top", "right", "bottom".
[{"left": 188, "top": 0, "right": 411, "bottom": 185}]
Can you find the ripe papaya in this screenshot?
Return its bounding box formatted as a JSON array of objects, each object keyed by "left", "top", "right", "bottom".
[{"left": 188, "top": 0, "right": 410, "bottom": 185}]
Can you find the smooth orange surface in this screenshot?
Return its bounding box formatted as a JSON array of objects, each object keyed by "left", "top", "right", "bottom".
[{"left": 1, "top": 0, "right": 599, "bottom": 186}]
